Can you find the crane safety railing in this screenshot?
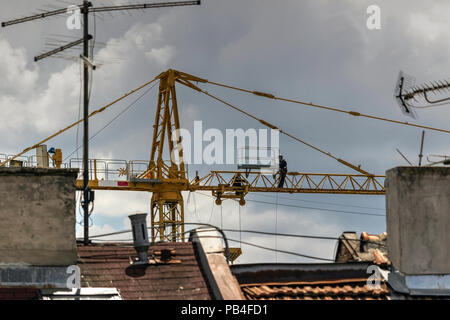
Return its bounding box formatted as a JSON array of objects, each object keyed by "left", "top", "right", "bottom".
[
  {"left": 68, "top": 158, "right": 153, "bottom": 181},
  {"left": 0, "top": 153, "right": 191, "bottom": 184},
  {"left": 67, "top": 158, "right": 190, "bottom": 182}
]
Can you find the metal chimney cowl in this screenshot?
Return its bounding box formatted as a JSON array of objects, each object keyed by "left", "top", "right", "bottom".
[{"left": 129, "top": 213, "right": 150, "bottom": 265}]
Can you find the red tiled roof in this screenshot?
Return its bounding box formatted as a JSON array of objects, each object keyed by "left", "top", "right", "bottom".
[
  {"left": 77, "top": 242, "right": 212, "bottom": 300},
  {"left": 232, "top": 262, "right": 391, "bottom": 300},
  {"left": 240, "top": 279, "right": 390, "bottom": 300},
  {"left": 0, "top": 288, "right": 39, "bottom": 300}
]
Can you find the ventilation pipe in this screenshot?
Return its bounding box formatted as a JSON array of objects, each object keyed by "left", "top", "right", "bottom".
[{"left": 129, "top": 213, "right": 150, "bottom": 265}]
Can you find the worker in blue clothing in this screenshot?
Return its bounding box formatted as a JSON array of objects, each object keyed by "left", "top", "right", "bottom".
[{"left": 278, "top": 155, "right": 287, "bottom": 188}]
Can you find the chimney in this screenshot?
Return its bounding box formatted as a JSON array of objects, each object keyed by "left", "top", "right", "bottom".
[
  {"left": 129, "top": 213, "right": 150, "bottom": 265},
  {"left": 385, "top": 166, "right": 450, "bottom": 294},
  {"left": 0, "top": 167, "right": 78, "bottom": 266},
  {"left": 36, "top": 144, "right": 49, "bottom": 168},
  {"left": 0, "top": 167, "right": 79, "bottom": 289}
]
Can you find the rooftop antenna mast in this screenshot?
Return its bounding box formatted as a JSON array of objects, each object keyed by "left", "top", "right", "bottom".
[
  {"left": 2, "top": 0, "right": 201, "bottom": 246},
  {"left": 418, "top": 130, "right": 425, "bottom": 166}
]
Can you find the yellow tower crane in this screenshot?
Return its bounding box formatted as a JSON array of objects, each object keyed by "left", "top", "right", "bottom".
[
  {"left": 4, "top": 69, "right": 449, "bottom": 245},
  {"left": 75, "top": 69, "right": 386, "bottom": 243}
]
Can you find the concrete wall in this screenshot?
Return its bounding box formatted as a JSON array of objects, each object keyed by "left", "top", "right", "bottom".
[
  {"left": 386, "top": 166, "right": 450, "bottom": 275},
  {"left": 0, "top": 167, "right": 79, "bottom": 266}
]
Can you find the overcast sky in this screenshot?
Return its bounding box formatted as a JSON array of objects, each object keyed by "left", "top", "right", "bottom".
[{"left": 1, "top": 0, "right": 449, "bottom": 264}]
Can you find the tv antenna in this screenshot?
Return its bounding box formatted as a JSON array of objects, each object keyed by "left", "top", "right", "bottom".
[
  {"left": 1, "top": 0, "right": 201, "bottom": 246},
  {"left": 394, "top": 70, "right": 450, "bottom": 119},
  {"left": 425, "top": 154, "right": 450, "bottom": 167}
]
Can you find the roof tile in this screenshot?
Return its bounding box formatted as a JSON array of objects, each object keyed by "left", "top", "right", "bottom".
[
  {"left": 240, "top": 280, "right": 390, "bottom": 301},
  {"left": 77, "top": 242, "right": 212, "bottom": 300}
]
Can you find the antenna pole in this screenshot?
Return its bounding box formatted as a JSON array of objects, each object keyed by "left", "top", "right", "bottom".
[
  {"left": 418, "top": 130, "right": 425, "bottom": 167},
  {"left": 396, "top": 148, "right": 413, "bottom": 166},
  {"left": 83, "top": 0, "right": 91, "bottom": 245}
]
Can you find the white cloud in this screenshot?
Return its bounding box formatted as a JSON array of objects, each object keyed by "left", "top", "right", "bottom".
[
  {"left": 76, "top": 223, "right": 116, "bottom": 239},
  {"left": 0, "top": 39, "right": 38, "bottom": 95},
  {"left": 88, "top": 190, "right": 150, "bottom": 217},
  {"left": 145, "top": 45, "right": 176, "bottom": 67},
  {"left": 76, "top": 222, "right": 132, "bottom": 242},
  {"left": 0, "top": 35, "right": 80, "bottom": 140},
  {"left": 1, "top": 84, "right": 79, "bottom": 157},
  {"left": 94, "top": 22, "right": 175, "bottom": 80}
]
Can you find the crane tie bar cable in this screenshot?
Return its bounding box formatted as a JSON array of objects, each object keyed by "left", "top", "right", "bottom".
[
  {"left": 177, "top": 79, "right": 372, "bottom": 176},
  {"left": 0, "top": 74, "right": 161, "bottom": 167},
  {"left": 206, "top": 81, "right": 450, "bottom": 135}
]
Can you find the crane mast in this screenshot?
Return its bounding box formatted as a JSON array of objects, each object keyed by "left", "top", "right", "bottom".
[
  {"left": 148, "top": 70, "right": 187, "bottom": 242},
  {"left": 134, "top": 70, "right": 211, "bottom": 242}
]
